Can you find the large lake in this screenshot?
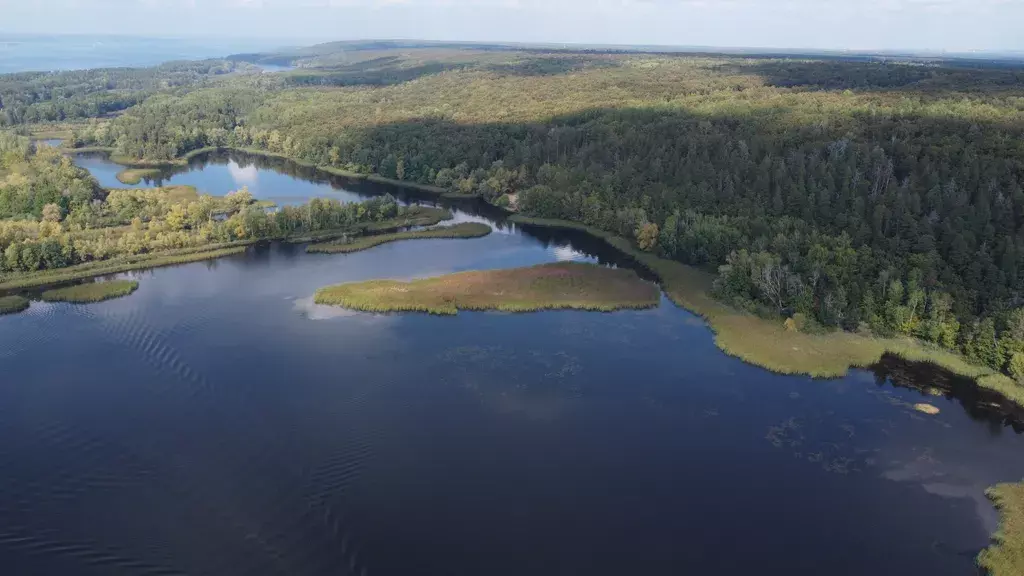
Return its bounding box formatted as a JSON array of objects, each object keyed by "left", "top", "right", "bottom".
[
  {"left": 2, "top": 150, "right": 1023, "bottom": 575},
  {"left": 0, "top": 34, "right": 286, "bottom": 74}
]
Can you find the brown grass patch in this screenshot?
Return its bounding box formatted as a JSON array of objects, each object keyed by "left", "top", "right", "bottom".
[{"left": 314, "top": 262, "right": 659, "bottom": 315}]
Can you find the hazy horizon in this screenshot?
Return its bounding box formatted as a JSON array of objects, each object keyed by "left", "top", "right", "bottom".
[
  {"left": 3, "top": 32, "right": 1024, "bottom": 57},
  {"left": 2, "top": 0, "right": 1023, "bottom": 54}
]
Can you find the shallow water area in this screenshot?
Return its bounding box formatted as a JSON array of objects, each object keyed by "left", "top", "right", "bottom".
[{"left": 0, "top": 151, "right": 1022, "bottom": 576}]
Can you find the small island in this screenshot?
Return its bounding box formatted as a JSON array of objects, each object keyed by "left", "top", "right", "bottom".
[
  {"left": 307, "top": 222, "right": 492, "bottom": 254},
  {"left": 0, "top": 295, "right": 30, "bottom": 315},
  {"left": 41, "top": 280, "right": 140, "bottom": 303},
  {"left": 314, "top": 261, "right": 660, "bottom": 315},
  {"left": 116, "top": 167, "right": 163, "bottom": 185}
]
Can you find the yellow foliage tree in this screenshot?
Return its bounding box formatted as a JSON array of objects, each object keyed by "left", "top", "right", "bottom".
[
  {"left": 165, "top": 204, "right": 188, "bottom": 232},
  {"left": 635, "top": 222, "right": 659, "bottom": 252}
]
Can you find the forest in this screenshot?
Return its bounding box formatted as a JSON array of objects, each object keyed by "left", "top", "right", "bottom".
[
  {"left": 5, "top": 44, "right": 1024, "bottom": 380},
  {"left": 0, "top": 133, "right": 410, "bottom": 274},
  {"left": 0, "top": 59, "right": 252, "bottom": 126}
]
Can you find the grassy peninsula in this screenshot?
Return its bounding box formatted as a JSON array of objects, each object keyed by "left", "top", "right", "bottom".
[
  {"left": 314, "top": 261, "right": 659, "bottom": 315},
  {"left": 979, "top": 483, "right": 1024, "bottom": 576},
  {"left": 509, "top": 216, "right": 1022, "bottom": 404},
  {"left": 41, "top": 279, "right": 139, "bottom": 303},
  {"left": 308, "top": 222, "right": 491, "bottom": 254},
  {"left": 0, "top": 295, "right": 29, "bottom": 315}
]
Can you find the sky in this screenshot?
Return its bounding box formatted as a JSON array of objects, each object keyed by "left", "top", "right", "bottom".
[{"left": 2, "top": 0, "right": 1023, "bottom": 53}]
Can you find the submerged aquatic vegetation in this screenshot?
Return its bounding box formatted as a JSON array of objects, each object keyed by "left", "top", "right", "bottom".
[
  {"left": 41, "top": 280, "right": 139, "bottom": 303},
  {"left": 314, "top": 261, "right": 660, "bottom": 315},
  {"left": 0, "top": 295, "right": 29, "bottom": 315},
  {"left": 307, "top": 222, "right": 491, "bottom": 254}
]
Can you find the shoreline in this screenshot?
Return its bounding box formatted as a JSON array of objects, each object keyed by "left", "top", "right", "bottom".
[
  {"left": 62, "top": 145, "right": 450, "bottom": 195},
  {"left": 508, "top": 215, "right": 1024, "bottom": 409},
  {"left": 0, "top": 209, "right": 452, "bottom": 293},
  {"left": 307, "top": 222, "right": 492, "bottom": 254},
  {"left": 30, "top": 140, "right": 1024, "bottom": 570},
  {"left": 56, "top": 143, "right": 1024, "bottom": 407},
  {"left": 53, "top": 144, "right": 1024, "bottom": 406},
  {"left": 0, "top": 244, "right": 251, "bottom": 292},
  {"left": 41, "top": 279, "right": 140, "bottom": 303}
]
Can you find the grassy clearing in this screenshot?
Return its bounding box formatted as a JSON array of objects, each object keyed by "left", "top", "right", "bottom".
[
  {"left": 0, "top": 295, "right": 29, "bottom": 315},
  {"left": 159, "top": 185, "right": 200, "bottom": 203},
  {"left": 314, "top": 261, "right": 660, "bottom": 315},
  {"left": 0, "top": 244, "right": 248, "bottom": 290},
  {"left": 116, "top": 168, "right": 163, "bottom": 185},
  {"left": 25, "top": 122, "right": 84, "bottom": 140},
  {"left": 29, "top": 128, "right": 73, "bottom": 140},
  {"left": 509, "top": 215, "right": 1023, "bottom": 403},
  {"left": 41, "top": 280, "right": 139, "bottom": 303},
  {"left": 978, "top": 483, "right": 1024, "bottom": 576},
  {"left": 308, "top": 222, "right": 491, "bottom": 254}
]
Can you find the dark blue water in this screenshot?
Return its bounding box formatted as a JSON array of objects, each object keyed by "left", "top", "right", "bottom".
[{"left": 1, "top": 152, "right": 1022, "bottom": 576}]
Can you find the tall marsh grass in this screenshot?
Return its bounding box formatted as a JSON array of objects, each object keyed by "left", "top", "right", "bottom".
[
  {"left": 315, "top": 262, "right": 660, "bottom": 315},
  {"left": 0, "top": 295, "right": 29, "bottom": 315},
  {"left": 41, "top": 279, "right": 139, "bottom": 303},
  {"left": 978, "top": 483, "right": 1024, "bottom": 576}
]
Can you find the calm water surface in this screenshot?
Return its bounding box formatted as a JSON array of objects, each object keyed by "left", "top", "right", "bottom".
[
  {"left": 73, "top": 150, "right": 372, "bottom": 206},
  {"left": 0, "top": 34, "right": 285, "bottom": 73},
  {"left": 1, "top": 152, "right": 1023, "bottom": 575}
]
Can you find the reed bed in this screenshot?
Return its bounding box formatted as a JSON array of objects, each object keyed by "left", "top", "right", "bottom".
[
  {"left": 315, "top": 262, "right": 659, "bottom": 315},
  {"left": 978, "top": 483, "right": 1024, "bottom": 576},
  {"left": 0, "top": 295, "right": 29, "bottom": 315},
  {"left": 41, "top": 279, "right": 139, "bottom": 303}
]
